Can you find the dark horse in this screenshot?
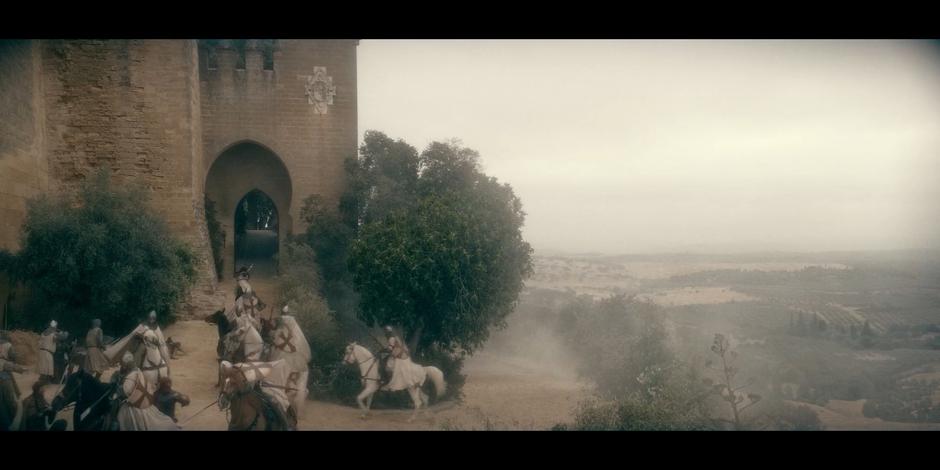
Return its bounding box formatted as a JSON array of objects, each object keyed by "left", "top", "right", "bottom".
[
  {"left": 206, "top": 309, "right": 235, "bottom": 388},
  {"left": 221, "top": 379, "right": 296, "bottom": 431},
  {"left": 51, "top": 368, "right": 115, "bottom": 431},
  {"left": 206, "top": 309, "right": 233, "bottom": 358},
  {"left": 207, "top": 308, "right": 276, "bottom": 350}
]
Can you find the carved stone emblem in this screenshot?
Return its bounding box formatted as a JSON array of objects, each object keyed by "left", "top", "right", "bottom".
[{"left": 304, "top": 66, "right": 336, "bottom": 115}]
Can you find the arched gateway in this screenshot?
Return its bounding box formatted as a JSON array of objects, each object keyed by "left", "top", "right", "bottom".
[
  {"left": 205, "top": 142, "right": 293, "bottom": 278},
  {"left": 0, "top": 39, "right": 358, "bottom": 314}
]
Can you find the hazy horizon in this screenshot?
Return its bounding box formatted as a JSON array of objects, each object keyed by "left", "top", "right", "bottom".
[{"left": 359, "top": 40, "right": 940, "bottom": 255}]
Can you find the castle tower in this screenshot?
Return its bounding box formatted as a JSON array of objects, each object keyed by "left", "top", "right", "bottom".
[{"left": 0, "top": 39, "right": 358, "bottom": 318}]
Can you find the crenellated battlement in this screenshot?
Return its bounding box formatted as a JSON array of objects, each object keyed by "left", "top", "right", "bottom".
[{"left": 198, "top": 39, "right": 277, "bottom": 79}]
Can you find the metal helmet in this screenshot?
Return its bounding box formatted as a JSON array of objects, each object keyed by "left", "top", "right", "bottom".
[
  {"left": 50, "top": 320, "right": 58, "bottom": 329},
  {"left": 236, "top": 266, "right": 251, "bottom": 280},
  {"left": 121, "top": 352, "right": 135, "bottom": 368}
]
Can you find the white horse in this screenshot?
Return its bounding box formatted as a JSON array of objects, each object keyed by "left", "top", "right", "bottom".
[{"left": 343, "top": 342, "right": 446, "bottom": 421}]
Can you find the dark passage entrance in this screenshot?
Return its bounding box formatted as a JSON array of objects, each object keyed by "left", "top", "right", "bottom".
[
  {"left": 234, "top": 189, "right": 279, "bottom": 275},
  {"left": 205, "top": 141, "right": 292, "bottom": 280}
]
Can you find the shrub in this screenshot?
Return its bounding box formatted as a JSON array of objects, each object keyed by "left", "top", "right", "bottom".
[
  {"left": 763, "top": 401, "right": 824, "bottom": 430},
  {"left": 568, "top": 390, "right": 714, "bottom": 431},
  {"left": 275, "top": 242, "right": 354, "bottom": 401},
  {"left": 8, "top": 170, "right": 196, "bottom": 333},
  {"left": 204, "top": 195, "right": 225, "bottom": 281}
]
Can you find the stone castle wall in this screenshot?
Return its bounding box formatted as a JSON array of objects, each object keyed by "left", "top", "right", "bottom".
[
  {"left": 0, "top": 39, "right": 357, "bottom": 318},
  {"left": 200, "top": 39, "right": 358, "bottom": 228}
]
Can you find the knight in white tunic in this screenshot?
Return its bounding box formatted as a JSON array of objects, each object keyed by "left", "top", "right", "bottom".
[
  {"left": 112, "top": 352, "right": 179, "bottom": 431},
  {"left": 234, "top": 266, "right": 265, "bottom": 320},
  {"left": 382, "top": 326, "right": 426, "bottom": 392},
  {"left": 83, "top": 318, "right": 111, "bottom": 377},
  {"left": 138, "top": 311, "right": 170, "bottom": 392},
  {"left": 267, "top": 305, "right": 311, "bottom": 412},
  {"left": 37, "top": 321, "right": 68, "bottom": 383}
]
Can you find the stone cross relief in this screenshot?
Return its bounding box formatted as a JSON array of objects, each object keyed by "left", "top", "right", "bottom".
[{"left": 299, "top": 66, "right": 336, "bottom": 115}]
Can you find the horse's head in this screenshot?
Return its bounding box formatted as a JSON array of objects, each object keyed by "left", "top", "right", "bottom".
[
  {"left": 343, "top": 343, "right": 359, "bottom": 365},
  {"left": 206, "top": 309, "right": 226, "bottom": 325}
]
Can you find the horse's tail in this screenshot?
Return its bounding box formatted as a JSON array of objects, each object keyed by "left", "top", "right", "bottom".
[{"left": 425, "top": 366, "right": 446, "bottom": 398}]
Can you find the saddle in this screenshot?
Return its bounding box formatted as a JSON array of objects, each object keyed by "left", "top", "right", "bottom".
[{"left": 378, "top": 352, "right": 392, "bottom": 386}]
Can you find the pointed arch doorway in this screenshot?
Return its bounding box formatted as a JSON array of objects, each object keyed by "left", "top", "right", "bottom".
[{"left": 205, "top": 141, "right": 293, "bottom": 279}]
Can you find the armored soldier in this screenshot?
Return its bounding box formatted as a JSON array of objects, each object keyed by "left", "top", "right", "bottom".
[
  {"left": 153, "top": 376, "right": 190, "bottom": 422},
  {"left": 267, "top": 305, "right": 311, "bottom": 413},
  {"left": 113, "top": 352, "right": 179, "bottom": 430},
  {"left": 37, "top": 321, "right": 68, "bottom": 384},
  {"left": 138, "top": 311, "right": 171, "bottom": 392},
  {"left": 83, "top": 319, "right": 110, "bottom": 378},
  {"left": 234, "top": 265, "right": 265, "bottom": 319},
  {"left": 381, "top": 325, "right": 424, "bottom": 391}
]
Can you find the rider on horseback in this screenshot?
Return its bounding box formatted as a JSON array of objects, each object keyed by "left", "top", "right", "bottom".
[
  {"left": 381, "top": 325, "right": 412, "bottom": 391},
  {"left": 111, "top": 351, "right": 180, "bottom": 431}
]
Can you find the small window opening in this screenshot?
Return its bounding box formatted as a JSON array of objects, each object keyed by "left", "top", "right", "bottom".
[
  {"left": 207, "top": 47, "right": 218, "bottom": 70},
  {"left": 263, "top": 43, "right": 275, "bottom": 71},
  {"left": 235, "top": 40, "right": 246, "bottom": 70}
]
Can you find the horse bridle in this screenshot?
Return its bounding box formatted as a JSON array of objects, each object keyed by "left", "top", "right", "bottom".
[{"left": 347, "top": 347, "right": 382, "bottom": 383}]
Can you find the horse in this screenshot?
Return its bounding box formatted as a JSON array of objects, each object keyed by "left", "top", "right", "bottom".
[
  {"left": 206, "top": 308, "right": 232, "bottom": 358},
  {"left": 50, "top": 366, "right": 115, "bottom": 431},
  {"left": 219, "top": 359, "right": 296, "bottom": 431},
  {"left": 343, "top": 342, "right": 446, "bottom": 421},
  {"left": 207, "top": 308, "right": 234, "bottom": 388},
  {"left": 222, "top": 321, "right": 264, "bottom": 363}
]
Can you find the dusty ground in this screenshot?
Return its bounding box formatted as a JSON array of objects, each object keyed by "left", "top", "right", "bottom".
[
  {"left": 9, "top": 319, "right": 587, "bottom": 430},
  {"left": 170, "top": 319, "right": 588, "bottom": 430}
]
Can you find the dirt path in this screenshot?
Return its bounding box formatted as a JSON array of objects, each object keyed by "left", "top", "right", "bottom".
[{"left": 165, "top": 319, "right": 588, "bottom": 430}]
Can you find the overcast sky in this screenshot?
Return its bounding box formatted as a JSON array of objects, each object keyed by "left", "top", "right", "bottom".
[{"left": 358, "top": 40, "right": 940, "bottom": 255}]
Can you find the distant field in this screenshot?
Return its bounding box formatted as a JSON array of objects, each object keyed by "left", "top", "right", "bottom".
[
  {"left": 516, "top": 251, "right": 940, "bottom": 427},
  {"left": 637, "top": 287, "right": 758, "bottom": 306},
  {"left": 527, "top": 253, "right": 940, "bottom": 333},
  {"left": 794, "top": 399, "right": 940, "bottom": 430}
]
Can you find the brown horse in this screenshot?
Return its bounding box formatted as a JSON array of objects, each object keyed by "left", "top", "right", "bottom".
[
  {"left": 219, "top": 360, "right": 297, "bottom": 431},
  {"left": 222, "top": 385, "right": 295, "bottom": 431}
]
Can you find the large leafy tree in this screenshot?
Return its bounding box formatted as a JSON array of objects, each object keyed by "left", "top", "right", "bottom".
[
  {"left": 8, "top": 170, "right": 196, "bottom": 333},
  {"left": 344, "top": 133, "right": 533, "bottom": 354}
]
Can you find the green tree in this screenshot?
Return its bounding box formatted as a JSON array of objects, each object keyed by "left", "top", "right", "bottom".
[
  {"left": 348, "top": 137, "right": 533, "bottom": 354},
  {"left": 302, "top": 131, "right": 423, "bottom": 325},
  {"left": 8, "top": 169, "right": 196, "bottom": 332}
]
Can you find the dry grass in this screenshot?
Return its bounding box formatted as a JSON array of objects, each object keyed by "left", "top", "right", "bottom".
[{"left": 9, "top": 330, "right": 38, "bottom": 366}]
